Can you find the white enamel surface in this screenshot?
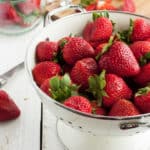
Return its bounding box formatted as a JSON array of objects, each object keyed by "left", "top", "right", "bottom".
[{"left": 26, "top": 11, "right": 150, "bottom": 136}]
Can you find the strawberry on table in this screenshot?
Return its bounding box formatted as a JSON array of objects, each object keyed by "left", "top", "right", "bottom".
[
  {"left": 109, "top": 99, "right": 140, "bottom": 117},
  {"left": 0, "top": 90, "right": 20, "bottom": 121},
  {"left": 32, "top": 61, "right": 61, "bottom": 86},
  {"left": 36, "top": 41, "right": 58, "bottom": 62},
  {"left": 98, "top": 41, "right": 140, "bottom": 77},
  {"left": 88, "top": 70, "right": 132, "bottom": 108},
  {"left": 63, "top": 37, "right": 95, "bottom": 65},
  {"left": 134, "top": 86, "right": 150, "bottom": 113},
  {"left": 70, "top": 58, "right": 99, "bottom": 89},
  {"left": 64, "top": 96, "right": 92, "bottom": 113},
  {"left": 130, "top": 41, "right": 150, "bottom": 65},
  {"left": 40, "top": 74, "right": 78, "bottom": 101},
  {"left": 134, "top": 63, "right": 150, "bottom": 86}
]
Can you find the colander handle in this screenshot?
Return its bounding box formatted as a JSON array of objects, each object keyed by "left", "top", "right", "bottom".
[
  {"left": 44, "top": 5, "right": 86, "bottom": 25},
  {"left": 120, "top": 122, "right": 150, "bottom": 130}
]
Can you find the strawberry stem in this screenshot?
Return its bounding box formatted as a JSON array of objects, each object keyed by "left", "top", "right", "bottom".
[
  {"left": 135, "top": 86, "right": 150, "bottom": 97},
  {"left": 140, "top": 52, "right": 150, "bottom": 66}
]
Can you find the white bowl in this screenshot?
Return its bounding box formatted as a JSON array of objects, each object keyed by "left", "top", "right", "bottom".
[{"left": 25, "top": 11, "right": 150, "bottom": 136}]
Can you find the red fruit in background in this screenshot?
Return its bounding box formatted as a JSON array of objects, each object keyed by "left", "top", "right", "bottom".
[
  {"left": 131, "top": 19, "right": 150, "bottom": 42},
  {"left": 86, "top": 3, "right": 96, "bottom": 11},
  {"left": 109, "top": 99, "right": 140, "bottom": 117},
  {"left": 122, "top": 0, "right": 135, "bottom": 12},
  {"left": 96, "top": 1, "right": 117, "bottom": 10},
  {"left": 130, "top": 41, "right": 150, "bottom": 62},
  {"left": 40, "top": 78, "right": 51, "bottom": 96},
  {"left": 32, "top": 61, "right": 61, "bottom": 86},
  {"left": 134, "top": 86, "right": 150, "bottom": 113},
  {"left": 7, "top": 6, "right": 21, "bottom": 23},
  {"left": 63, "top": 37, "right": 95, "bottom": 65},
  {"left": 64, "top": 96, "right": 92, "bottom": 113},
  {"left": 17, "top": 0, "right": 37, "bottom": 15},
  {"left": 99, "top": 41, "right": 140, "bottom": 77},
  {"left": 33, "top": 0, "right": 41, "bottom": 7},
  {"left": 0, "top": 90, "right": 20, "bottom": 121},
  {"left": 82, "top": 22, "right": 93, "bottom": 42},
  {"left": 36, "top": 41, "right": 58, "bottom": 62},
  {"left": 91, "top": 101, "right": 106, "bottom": 115},
  {"left": 91, "top": 17, "right": 113, "bottom": 41},
  {"left": 134, "top": 63, "right": 150, "bottom": 86},
  {"left": 70, "top": 58, "right": 99, "bottom": 89}
]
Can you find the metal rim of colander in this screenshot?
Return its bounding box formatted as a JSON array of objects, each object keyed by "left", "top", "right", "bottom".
[{"left": 25, "top": 10, "right": 150, "bottom": 121}]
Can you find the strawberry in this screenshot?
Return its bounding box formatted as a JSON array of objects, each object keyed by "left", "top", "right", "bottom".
[
  {"left": 147, "top": 38, "right": 150, "bottom": 42},
  {"left": 96, "top": 1, "right": 117, "bottom": 10},
  {"left": 70, "top": 58, "right": 99, "bottom": 89},
  {"left": 134, "top": 86, "right": 150, "bottom": 113},
  {"left": 130, "top": 41, "right": 150, "bottom": 65},
  {"left": 88, "top": 70, "right": 132, "bottom": 108},
  {"left": 40, "top": 74, "right": 78, "bottom": 101},
  {"left": 109, "top": 99, "right": 140, "bottom": 117},
  {"left": 63, "top": 37, "right": 95, "bottom": 65},
  {"left": 131, "top": 19, "right": 150, "bottom": 42},
  {"left": 82, "top": 22, "right": 93, "bottom": 42},
  {"left": 134, "top": 63, "right": 150, "bottom": 86},
  {"left": 33, "top": 0, "right": 41, "bottom": 8},
  {"left": 122, "top": 0, "right": 136, "bottom": 12},
  {"left": 90, "top": 12, "right": 113, "bottom": 42},
  {"left": 91, "top": 101, "right": 106, "bottom": 115},
  {"left": 58, "top": 36, "right": 71, "bottom": 49},
  {"left": 98, "top": 41, "right": 140, "bottom": 77},
  {"left": 95, "top": 43, "right": 107, "bottom": 57},
  {"left": 7, "top": 5, "right": 21, "bottom": 23},
  {"left": 0, "top": 90, "right": 20, "bottom": 121},
  {"left": 64, "top": 96, "right": 92, "bottom": 113},
  {"left": 36, "top": 41, "right": 58, "bottom": 62},
  {"left": 17, "top": 0, "right": 37, "bottom": 15},
  {"left": 85, "top": 3, "right": 97, "bottom": 11},
  {"left": 32, "top": 61, "right": 61, "bottom": 86}
]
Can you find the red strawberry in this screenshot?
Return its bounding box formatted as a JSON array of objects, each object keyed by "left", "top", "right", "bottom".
[
  {"left": 36, "top": 41, "right": 58, "bottom": 62},
  {"left": 64, "top": 96, "right": 92, "bottom": 113},
  {"left": 63, "top": 37, "right": 95, "bottom": 65},
  {"left": 96, "top": 1, "right": 117, "bottom": 10},
  {"left": 7, "top": 6, "right": 21, "bottom": 23},
  {"left": 33, "top": 0, "right": 41, "bottom": 7},
  {"left": 130, "top": 41, "right": 150, "bottom": 65},
  {"left": 147, "top": 38, "right": 150, "bottom": 42},
  {"left": 91, "top": 101, "right": 106, "bottom": 115},
  {"left": 122, "top": 0, "right": 136, "bottom": 12},
  {"left": 85, "top": 3, "right": 96, "bottom": 11},
  {"left": 40, "top": 74, "right": 78, "bottom": 101},
  {"left": 17, "top": 0, "right": 37, "bottom": 15},
  {"left": 131, "top": 18, "right": 150, "bottom": 42},
  {"left": 70, "top": 58, "right": 99, "bottom": 89},
  {"left": 0, "top": 90, "right": 20, "bottom": 121},
  {"left": 58, "top": 36, "right": 71, "bottom": 49},
  {"left": 134, "top": 86, "right": 150, "bottom": 113},
  {"left": 99, "top": 41, "right": 140, "bottom": 77},
  {"left": 88, "top": 70, "right": 132, "bottom": 108},
  {"left": 90, "top": 12, "right": 113, "bottom": 41},
  {"left": 82, "top": 22, "right": 93, "bottom": 42},
  {"left": 32, "top": 61, "right": 61, "bottom": 86},
  {"left": 95, "top": 43, "right": 107, "bottom": 56},
  {"left": 134, "top": 63, "right": 150, "bottom": 86},
  {"left": 109, "top": 99, "right": 140, "bottom": 117}
]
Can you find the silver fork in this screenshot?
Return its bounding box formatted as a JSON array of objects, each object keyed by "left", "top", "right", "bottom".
[{"left": 0, "top": 62, "right": 24, "bottom": 88}]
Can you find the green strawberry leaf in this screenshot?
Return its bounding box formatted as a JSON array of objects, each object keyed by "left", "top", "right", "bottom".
[
  {"left": 50, "top": 76, "right": 60, "bottom": 91},
  {"left": 135, "top": 86, "right": 150, "bottom": 97},
  {"left": 80, "top": 0, "right": 96, "bottom": 7},
  {"left": 140, "top": 52, "right": 150, "bottom": 66},
  {"left": 88, "top": 70, "right": 108, "bottom": 106},
  {"left": 92, "top": 11, "right": 109, "bottom": 21}
]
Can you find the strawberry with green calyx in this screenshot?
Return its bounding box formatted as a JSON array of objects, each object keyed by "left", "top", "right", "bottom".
[
  {"left": 80, "top": 0, "right": 98, "bottom": 8},
  {"left": 41, "top": 74, "right": 79, "bottom": 102},
  {"left": 64, "top": 96, "right": 92, "bottom": 113},
  {"left": 88, "top": 70, "right": 132, "bottom": 107},
  {"left": 90, "top": 11, "right": 113, "bottom": 42},
  {"left": 134, "top": 86, "right": 150, "bottom": 113},
  {"left": 95, "top": 35, "right": 114, "bottom": 60},
  {"left": 130, "top": 41, "right": 150, "bottom": 66},
  {"left": 109, "top": 99, "right": 140, "bottom": 117},
  {"left": 98, "top": 41, "right": 140, "bottom": 77},
  {"left": 134, "top": 63, "right": 150, "bottom": 86},
  {"left": 117, "top": 18, "right": 133, "bottom": 44}
]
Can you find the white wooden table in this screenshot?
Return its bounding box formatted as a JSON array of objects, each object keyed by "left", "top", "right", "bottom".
[{"left": 0, "top": 21, "right": 64, "bottom": 150}]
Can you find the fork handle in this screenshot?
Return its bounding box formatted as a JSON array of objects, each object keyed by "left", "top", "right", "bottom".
[{"left": 0, "top": 77, "right": 7, "bottom": 88}]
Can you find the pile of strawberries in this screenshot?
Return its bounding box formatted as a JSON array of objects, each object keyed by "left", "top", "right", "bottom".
[
  {"left": 0, "top": 0, "right": 40, "bottom": 27},
  {"left": 32, "top": 12, "right": 150, "bottom": 117}
]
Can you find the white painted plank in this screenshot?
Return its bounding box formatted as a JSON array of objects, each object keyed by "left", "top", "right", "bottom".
[
  {"left": 42, "top": 107, "right": 63, "bottom": 150},
  {"left": 0, "top": 69, "right": 41, "bottom": 150}
]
